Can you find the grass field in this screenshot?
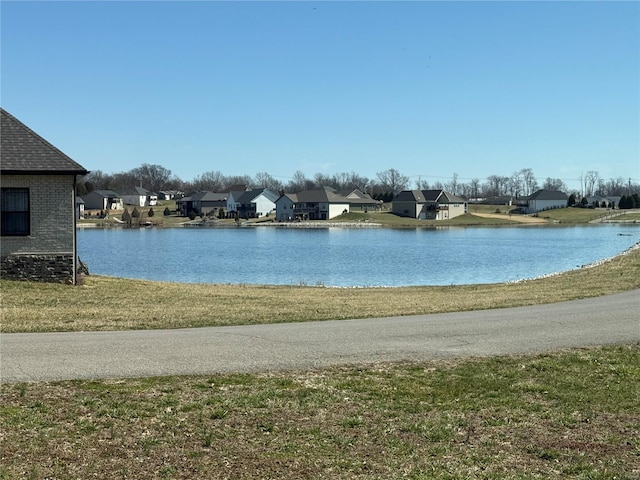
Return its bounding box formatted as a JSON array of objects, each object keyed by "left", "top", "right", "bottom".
[{"left": 1, "top": 345, "right": 638, "bottom": 479}]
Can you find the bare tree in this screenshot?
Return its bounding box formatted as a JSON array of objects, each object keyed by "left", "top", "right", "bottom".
[
  {"left": 224, "top": 175, "right": 253, "bottom": 190},
  {"left": 469, "top": 178, "right": 481, "bottom": 200},
  {"left": 415, "top": 177, "right": 430, "bottom": 190},
  {"left": 375, "top": 168, "right": 410, "bottom": 196},
  {"left": 131, "top": 163, "right": 172, "bottom": 192},
  {"left": 542, "top": 177, "right": 567, "bottom": 192},
  {"left": 191, "top": 171, "right": 226, "bottom": 192},
  {"left": 585, "top": 171, "right": 600, "bottom": 197},
  {"left": 520, "top": 168, "right": 538, "bottom": 196},
  {"left": 446, "top": 173, "right": 459, "bottom": 195},
  {"left": 508, "top": 172, "right": 523, "bottom": 198},
  {"left": 254, "top": 172, "right": 283, "bottom": 192},
  {"left": 287, "top": 170, "right": 314, "bottom": 192},
  {"left": 485, "top": 175, "right": 509, "bottom": 197}
]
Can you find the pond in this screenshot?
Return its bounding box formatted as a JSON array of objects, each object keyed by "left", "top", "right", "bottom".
[{"left": 77, "top": 224, "right": 640, "bottom": 287}]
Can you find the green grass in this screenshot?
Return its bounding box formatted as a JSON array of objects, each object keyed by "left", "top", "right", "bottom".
[{"left": 1, "top": 345, "right": 638, "bottom": 479}]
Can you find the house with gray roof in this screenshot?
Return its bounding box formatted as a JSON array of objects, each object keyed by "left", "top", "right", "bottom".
[
  {"left": 343, "top": 189, "right": 384, "bottom": 212},
  {"left": 392, "top": 189, "right": 467, "bottom": 220},
  {"left": 119, "top": 186, "right": 158, "bottom": 207},
  {"left": 1, "top": 108, "right": 89, "bottom": 283},
  {"left": 177, "top": 191, "right": 228, "bottom": 216},
  {"left": 518, "top": 189, "right": 568, "bottom": 214},
  {"left": 83, "top": 189, "right": 123, "bottom": 211},
  {"left": 275, "top": 186, "right": 350, "bottom": 221},
  {"left": 233, "top": 188, "right": 279, "bottom": 218}
]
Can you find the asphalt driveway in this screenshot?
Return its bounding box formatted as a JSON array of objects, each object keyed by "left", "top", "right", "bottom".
[{"left": 1, "top": 289, "right": 638, "bottom": 383}]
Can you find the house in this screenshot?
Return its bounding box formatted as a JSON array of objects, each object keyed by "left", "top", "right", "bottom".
[
  {"left": 392, "top": 190, "right": 467, "bottom": 220},
  {"left": 343, "top": 189, "right": 384, "bottom": 212},
  {"left": 225, "top": 187, "right": 249, "bottom": 216},
  {"left": 119, "top": 186, "right": 158, "bottom": 207},
  {"left": 233, "top": 188, "right": 279, "bottom": 218},
  {"left": 83, "top": 189, "right": 123, "bottom": 211},
  {"left": 519, "top": 189, "right": 568, "bottom": 214},
  {"left": 585, "top": 196, "right": 621, "bottom": 209},
  {"left": 76, "top": 197, "right": 85, "bottom": 219},
  {"left": 275, "top": 186, "right": 350, "bottom": 221},
  {"left": 1, "top": 108, "right": 89, "bottom": 283},
  {"left": 177, "top": 191, "right": 227, "bottom": 216},
  {"left": 158, "top": 190, "right": 183, "bottom": 201}
]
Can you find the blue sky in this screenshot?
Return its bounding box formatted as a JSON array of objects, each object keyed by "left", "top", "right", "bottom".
[{"left": 2, "top": 1, "right": 638, "bottom": 190}]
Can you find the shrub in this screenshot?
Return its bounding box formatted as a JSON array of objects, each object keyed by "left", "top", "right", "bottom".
[
  {"left": 148, "top": 208, "right": 155, "bottom": 217},
  {"left": 132, "top": 207, "right": 140, "bottom": 218},
  {"left": 122, "top": 209, "right": 131, "bottom": 223},
  {"left": 164, "top": 207, "right": 171, "bottom": 216}
]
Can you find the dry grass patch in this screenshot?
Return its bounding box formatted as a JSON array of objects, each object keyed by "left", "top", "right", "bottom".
[{"left": 1, "top": 345, "right": 638, "bottom": 479}]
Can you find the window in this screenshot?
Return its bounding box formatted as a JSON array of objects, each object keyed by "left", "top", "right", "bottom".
[{"left": 1, "top": 188, "right": 30, "bottom": 236}]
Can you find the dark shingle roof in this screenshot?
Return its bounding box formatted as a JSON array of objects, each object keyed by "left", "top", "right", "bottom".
[
  {"left": 526, "top": 189, "right": 568, "bottom": 201},
  {"left": 119, "top": 186, "right": 154, "bottom": 196},
  {"left": 1, "top": 108, "right": 88, "bottom": 174}
]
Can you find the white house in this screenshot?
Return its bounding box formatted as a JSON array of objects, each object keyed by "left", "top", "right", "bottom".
[
  {"left": 520, "top": 190, "right": 568, "bottom": 214},
  {"left": 119, "top": 186, "right": 158, "bottom": 207},
  {"left": 234, "top": 188, "right": 279, "bottom": 218}
]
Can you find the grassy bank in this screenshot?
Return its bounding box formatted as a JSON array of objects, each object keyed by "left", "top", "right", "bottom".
[
  {"left": 2, "top": 244, "right": 639, "bottom": 333},
  {"left": 1, "top": 345, "right": 638, "bottom": 479}
]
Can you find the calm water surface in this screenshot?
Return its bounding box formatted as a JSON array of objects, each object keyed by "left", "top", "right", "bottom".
[{"left": 77, "top": 225, "right": 639, "bottom": 287}]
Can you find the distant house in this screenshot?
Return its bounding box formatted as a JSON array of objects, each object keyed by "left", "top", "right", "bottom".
[
  {"left": 225, "top": 187, "right": 249, "bottom": 216},
  {"left": 234, "top": 188, "right": 279, "bottom": 218},
  {"left": 83, "top": 190, "right": 123, "bottom": 211},
  {"left": 158, "top": 190, "right": 183, "bottom": 201},
  {"left": 343, "top": 189, "right": 383, "bottom": 212},
  {"left": 76, "top": 197, "right": 85, "bottom": 220},
  {"left": 275, "top": 186, "right": 350, "bottom": 221},
  {"left": 392, "top": 190, "right": 467, "bottom": 220},
  {"left": 119, "top": 186, "right": 158, "bottom": 207},
  {"left": 585, "top": 196, "right": 620, "bottom": 209},
  {"left": 1, "top": 108, "right": 89, "bottom": 283},
  {"left": 519, "top": 190, "right": 568, "bottom": 214},
  {"left": 177, "top": 191, "right": 227, "bottom": 216}
]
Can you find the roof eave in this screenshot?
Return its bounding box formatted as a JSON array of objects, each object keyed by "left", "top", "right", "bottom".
[{"left": 1, "top": 168, "right": 90, "bottom": 175}]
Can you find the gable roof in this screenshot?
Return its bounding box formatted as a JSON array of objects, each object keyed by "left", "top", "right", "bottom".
[
  {"left": 187, "top": 191, "right": 227, "bottom": 202},
  {"left": 526, "top": 189, "right": 568, "bottom": 201},
  {"left": 119, "top": 186, "right": 155, "bottom": 196},
  {"left": 294, "top": 186, "right": 350, "bottom": 203},
  {"left": 87, "top": 189, "right": 121, "bottom": 199},
  {"left": 1, "top": 108, "right": 88, "bottom": 175},
  {"left": 236, "top": 188, "right": 279, "bottom": 204},
  {"left": 393, "top": 189, "right": 466, "bottom": 204}
]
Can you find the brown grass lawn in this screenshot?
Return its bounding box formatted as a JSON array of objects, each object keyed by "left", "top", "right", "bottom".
[{"left": 1, "top": 345, "right": 638, "bottom": 479}]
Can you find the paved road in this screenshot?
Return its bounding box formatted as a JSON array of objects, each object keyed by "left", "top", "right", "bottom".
[{"left": 2, "top": 290, "right": 638, "bottom": 383}]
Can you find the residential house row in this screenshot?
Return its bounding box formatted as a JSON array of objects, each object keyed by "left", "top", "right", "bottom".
[{"left": 78, "top": 183, "right": 575, "bottom": 222}]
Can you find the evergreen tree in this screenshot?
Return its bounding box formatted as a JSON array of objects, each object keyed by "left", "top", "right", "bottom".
[
  {"left": 148, "top": 208, "right": 155, "bottom": 217},
  {"left": 163, "top": 207, "right": 171, "bottom": 216}
]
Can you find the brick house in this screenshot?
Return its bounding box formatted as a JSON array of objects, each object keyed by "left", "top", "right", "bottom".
[{"left": 1, "top": 108, "right": 89, "bottom": 283}]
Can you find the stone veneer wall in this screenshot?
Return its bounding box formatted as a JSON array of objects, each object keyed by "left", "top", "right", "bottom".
[{"left": 1, "top": 253, "right": 74, "bottom": 283}]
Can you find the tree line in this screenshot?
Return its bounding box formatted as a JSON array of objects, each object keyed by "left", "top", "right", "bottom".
[{"left": 77, "top": 164, "right": 639, "bottom": 202}]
